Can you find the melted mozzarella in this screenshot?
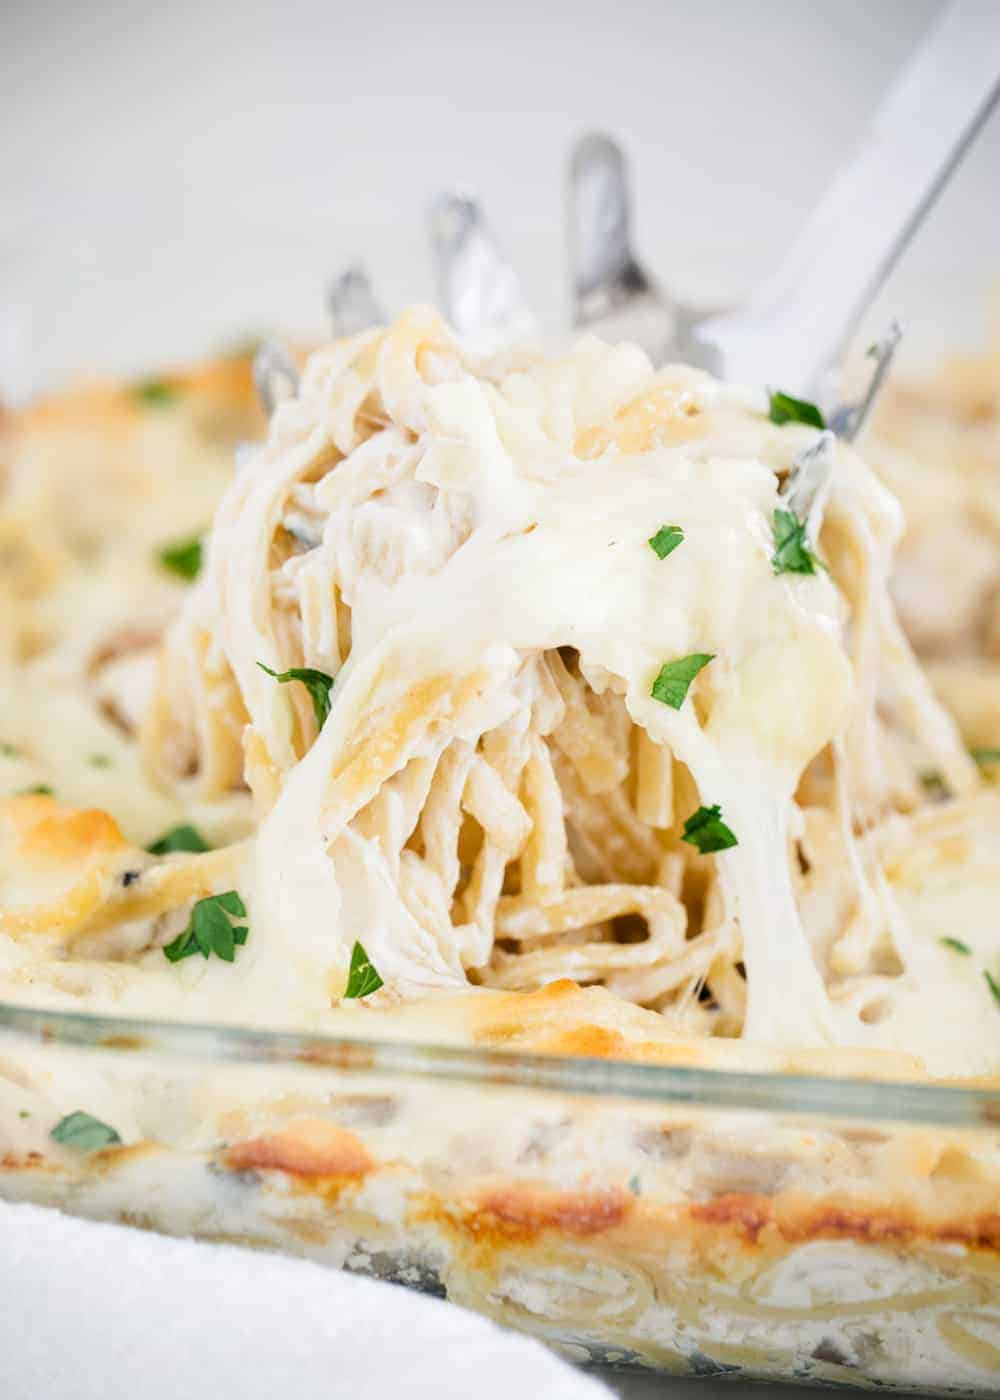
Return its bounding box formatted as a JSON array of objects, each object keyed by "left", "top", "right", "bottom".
[
  {"left": 1, "top": 316, "right": 996, "bottom": 1077},
  {"left": 164, "top": 313, "right": 985, "bottom": 1068}
]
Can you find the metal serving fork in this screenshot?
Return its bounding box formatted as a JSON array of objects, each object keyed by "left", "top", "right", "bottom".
[
  {"left": 260, "top": 0, "right": 1000, "bottom": 456},
  {"left": 567, "top": 0, "right": 1000, "bottom": 437}
]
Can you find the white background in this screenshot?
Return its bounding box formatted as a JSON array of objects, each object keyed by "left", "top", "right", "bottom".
[{"left": 2, "top": 0, "right": 999, "bottom": 398}]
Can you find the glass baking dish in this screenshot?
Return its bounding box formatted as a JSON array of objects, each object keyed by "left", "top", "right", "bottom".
[{"left": 0, "top": 999, "right": 996, "bottom": 1394}]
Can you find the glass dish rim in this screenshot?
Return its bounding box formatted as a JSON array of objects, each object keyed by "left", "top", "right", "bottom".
[{"left": 0, "top": 998, "right": 997, "bottom": 1130}]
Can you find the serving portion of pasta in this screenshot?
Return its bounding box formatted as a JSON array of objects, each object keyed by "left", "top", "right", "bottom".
[{"left": 0, "top": 309, "right": 998, "bottom": 1079}]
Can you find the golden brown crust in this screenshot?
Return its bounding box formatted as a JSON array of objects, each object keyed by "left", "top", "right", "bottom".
[
  {"left": 224, "top": 1117, "right": 372, "bottom": 1180},
  {"left": 0, "top": 794, "right": 245, "bottom": 946},
  {"left": 687, "top": 1192, "right": 1000, "bottom": 1253},
  {"left": 7, "top": 1127, "right": 1000, "bottom": 1262},
  {"left": 460, "top": 980, "right": 942, "bottom": 1081},
  {"left": 11, "top": 352, "right": 264, "bottom": 436},
  {"left": 423, "top": 1179, "right": 1000, "bottom": 1262},
  {"left": 0, "top": 796, "right": 131, "bottom": 937},
  {"left": 460, "top": 1183, "right": 633, "bottom": 1242}
]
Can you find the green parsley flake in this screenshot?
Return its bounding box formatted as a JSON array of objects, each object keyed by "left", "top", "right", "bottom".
[
  {"left": 18, "top": 784, "right": 53, "bottom": 797},
  {"left": 257, "top": 662, "right": 334, "bottom": 730},
  {"left": 147, "top": 824, "right": 210, "bottom": 855},
  {"left": 920, "top": 770, "right": 947, "bottom": 799},
  {"left": 985, "top": 970, "right": 1000, "bottom": 1008},
  {"left": 651, "top": 653, "right": 714, "bottom": 710},
  {"left": 972, "top": 748, "right": 1000, "bottom": 768},
  {"left": 0, "top": 742, "right": 18, "bottom": 758},
  {"left": 772, "top": 507, "right": 819, "bottom": 576},
  {"left": 51, "top": 1111, "right": 121, "bottom": 1153},
  {"left": 681, "top": 804, "right": 738, "bottom": 855},
  {"left": 767, "top": 390, "right": 825, "bottom": 429},
  {"left": 88, "top": 753, "right": 113, "bottom": 769},
  {"left": 648, "top": 524, "right": 684, "bottom": 560},
  {"left": 132, "top": 378, "right": 179, "bottom": 407},
  {"left": 163, "top": 890, "right": 248, "bottom": 964},
  {"left": 158, "top": 535, "right": 203, "bottom": 582},
  {"left": 344, "top": 940, "right": 384, "bottom": 999},
  {"left": 628, "top": 1174, "right": 641, "bottom": 1196},
  {"left": 940, "top": 937, "right": 972, "bottom": 955}
]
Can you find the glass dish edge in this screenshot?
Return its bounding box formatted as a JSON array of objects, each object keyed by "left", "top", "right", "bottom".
[{"left": 0, "top": 998, "right": 996, "bottom": 1130}]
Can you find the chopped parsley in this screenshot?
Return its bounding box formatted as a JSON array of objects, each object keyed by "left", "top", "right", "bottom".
[
  {"left": 0, "top": 742, "right": 18, "bottom": 758},
  {"left": 651, "top": 653, "right": 714, "bottom": 710},
  {"left": 147, "top": 824, "right": 210, "bottom": 855},
  {"left": 772, "top": 507, "right": 819, "bottom": 576},
  {"left": 627, "top": 1174, "right": 641, "bottom": 1196},
  {"left": 941, "top": 937, "right": 972, "bottom": 955},
  {"left": 681, "top": 804, "right": 738, "bottom": 855},
  {"left": 132, "top": 378, "right": 178, "bottom": 407},
  {"left": 768, "top": 389, "right": 825, "bottom": 430},
  {"left": 972, "top": 748, "right": 1000, "bottom": 768},
  {"left": 163, "top": 890, "right": 248, "bottom": 964},
  {"left": 18, "top": 784, "right": 53, "bottom": 796},
  {"left": 343, "top": 940, "right": 384, "bottom": 999},
  {"left": 158, "top": 534, "right": 203, "bottom": 582},
  {"left": 88, "top": 753, "right": 113, "bottom": 769},
  {"left": 920, "top": 770, "right": 947, "bottom": 799},
  {"left": 985, "top": 970, "right": 1000, "bottom": 1008},
  {"left": 50, "top": 1111, "right": 121, "bottom": 1152},
  {"left": 257, "top": 662, "right": 334, "bottom": 729},
  {"left": 648, "top": 524, "right": 684, "bottom": 560}
]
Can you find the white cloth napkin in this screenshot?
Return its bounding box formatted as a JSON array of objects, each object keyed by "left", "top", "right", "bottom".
[{"left": 0, "top": 1201, "right": 612, "bottom": 1400}]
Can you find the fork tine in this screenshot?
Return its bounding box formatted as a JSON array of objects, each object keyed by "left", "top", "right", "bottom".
[
  {"left": 827, "top": 321, "right": 903, "bottom": 442},
  {"left": 328, "top": 263, "right": 385, "bottom": 338},
  {"left": 783, "top": 430, "right": 836, "bottom": 526},
  {"left": 428, "top": 189, "right": 534, "bottom": 348},
  {"left": 566, "top": 132, "right": 678, "bottom": 362},
  {"left": 568, "top": 132, "right": 648, "bottom": 315},
  {"left": 252, "top": 339, "right": 300, "bottom": 416}
]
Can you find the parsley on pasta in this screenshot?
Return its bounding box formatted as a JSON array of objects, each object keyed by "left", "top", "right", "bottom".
[
  {"left": 767, "top": 390, "right": 825, "bottom": 429},
  {"left": 132, "top": 378, "right": 179, "bottom": 407},
  {"left": 147, "top": 824, "right": 210, "bottom": 855},
  {"left": 158, "top": 534, "right": 203, "bottom": 581},
  {"left": 772, "top": 508, "right": 819, "bottom": 576},
  {"left": 343, "top": 941, "right": 384, "bottom": 999},
  {"left": 681, "top": 804, "right": 738, "bottom": 854},
  {"left": 651, "top": 653, "right": 714, "bottom": 710},
  {"left": 258, "top": 662, "right": 334, "bottom": 729},
  {"left": 51, "top": 1111, "right": 121, "bottom": 1152},
  {"left": 163, "top": 891, "right": 248, "bottom": 964},
  {"left": 648, "top": 524, "right": 684, "bottom": 560}
]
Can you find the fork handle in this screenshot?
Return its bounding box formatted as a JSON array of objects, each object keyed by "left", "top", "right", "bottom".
[{"left": 699, "top": 0, "right": 1000, "bottom": 395}]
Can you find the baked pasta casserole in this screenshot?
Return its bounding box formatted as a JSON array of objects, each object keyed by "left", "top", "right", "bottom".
[{"left": 0, "top": 312, "right": 998, "bottom": 1390}]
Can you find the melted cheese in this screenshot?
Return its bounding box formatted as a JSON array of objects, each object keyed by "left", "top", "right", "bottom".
[{"left": 1, "top": 315, "right": 997, "bottom": 1079}]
